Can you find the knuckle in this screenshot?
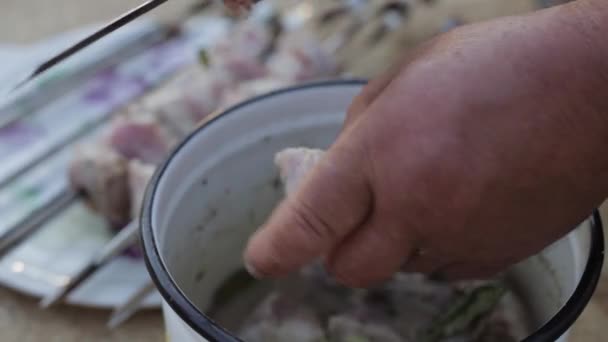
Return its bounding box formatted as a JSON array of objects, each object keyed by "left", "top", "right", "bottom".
[{"left": 287, "top": 198, "right": 338, "bottom": 245}]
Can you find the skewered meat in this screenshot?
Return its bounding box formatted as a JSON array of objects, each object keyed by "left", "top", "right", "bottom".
[
  {"left": 267, "top": 30, "right": 338, "bottom": 82},
  {"left": 128, "top": 160, "right": 156, "bottom": 220},
  {"left": 139, "top": 66, "right": 231, "bottom": 136},
  {"left": 106, "top": 114, "right": 175, "bottom": 165},
  {"left": 207, "top": 20, "right": 273, "bottom": 81},
  {"left": 67, "top": 12, "right": 338, "bottom": 233},
  {"left": 223, "top": 0, "right": 260, "bottom": 13},
  {"left": 69, "top": 144, "right": 131, "bottom": 229}
]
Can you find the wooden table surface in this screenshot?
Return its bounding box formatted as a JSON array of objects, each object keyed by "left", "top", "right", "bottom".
[{"left": 0, "top": 0, "right": 605, "bottom": 341}]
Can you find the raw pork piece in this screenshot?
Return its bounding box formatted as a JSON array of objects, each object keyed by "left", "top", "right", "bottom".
[
  {"left": 105, "top": 114, "right": 174, "bottom": 165},
  {"left": 274, "top": 147, "right": 325, "bottom": 195},
  {"left": 388, "top": 274, "right": 458, "bottom": 339},
  {"left": 218, "top": 78, "right": 291, "bottom": 110},
  {"left": 69, "top": 144, "right": 131, "bottom": 229},
  {"left": 267, "top": 30, "right": 338, "bottom": 82},
  {"left": 119, "top": 160, "right": 157, "bottom": 259},
  {"left": 238, "top": 293, "right": 326, "bottom": 342},
  {"left": 128, "top": 160, "right": 156, "bottom": 220},
  {"left": 207, "top": 20, "right": 273, "bottom": 81},
  {"left": 475, "top": 292, "right": 528, "bottom": 342},
  {"left": 139, "top": 66, "right": 231, "bottom": 137},
  {"left": 328, "top": 314, "right": 404, "bottom": 342},
  {"left": 223, "top": 0, "right": 259, "bottom": 12}
]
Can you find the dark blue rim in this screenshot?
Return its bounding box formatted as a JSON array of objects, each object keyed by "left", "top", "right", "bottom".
[
  {"left": 522, "top": 210, "right": 604, "bottom": 342},
  {"left": 141, "top": 79, "right": 605, "bottom": 342}
]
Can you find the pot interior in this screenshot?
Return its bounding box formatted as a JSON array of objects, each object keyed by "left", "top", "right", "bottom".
[{"left": 148, "top": 81, "right": 593, "bottom": 340}]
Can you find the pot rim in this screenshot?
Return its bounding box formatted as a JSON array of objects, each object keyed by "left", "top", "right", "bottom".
[{"left": 141, "top": 79, "right": 605, "bottom": 342}]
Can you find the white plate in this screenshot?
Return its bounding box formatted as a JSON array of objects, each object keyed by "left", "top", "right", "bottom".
[
  {"left": 0, "top": 15, "right": 233, "bottom": 309},
  {"left": 0, "top": 201, "right": 162, "bottom": 308}
]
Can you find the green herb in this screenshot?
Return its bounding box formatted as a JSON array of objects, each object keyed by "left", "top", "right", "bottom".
[
  {"left": 198, "top": 49, "right": 211, "bottom": 67},
  {"left": 421, "top": 283, "right": 507, "bottom": 342},
  {"left": 259, "top": 14, "right": 282, "bottom": 61}
]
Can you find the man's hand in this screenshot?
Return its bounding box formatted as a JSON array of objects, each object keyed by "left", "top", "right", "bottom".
[{"left": 244, "top": 0, "right": 608, "bottom": 287}]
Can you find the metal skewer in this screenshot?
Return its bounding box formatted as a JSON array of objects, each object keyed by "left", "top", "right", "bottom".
[
  {"left": 11, "top": 0, "right": 169, "bottom": 93},
  {"left": 0, "top": 190, "right": 78, "bottom": 258},
  {"left": 0, "top": 25, "right": 176, "bottom": 144},
  {"left": 107, "top": 280, "right": 157, "bottom": 329},
  {"left": 39, "top": 220, "right": 141, "bottom": 308},
  {"left": 0, "top": 115, "right": 112, "bottom": 190}
]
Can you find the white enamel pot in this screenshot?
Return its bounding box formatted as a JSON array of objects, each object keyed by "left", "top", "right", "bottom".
[{"left": 141, "top": 80, "right": 604, "bottom": 342}]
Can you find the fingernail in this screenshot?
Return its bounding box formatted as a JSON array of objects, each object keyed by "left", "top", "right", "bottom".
[{"left": 244, "top": 261, "right": 263, "bottom": 279}]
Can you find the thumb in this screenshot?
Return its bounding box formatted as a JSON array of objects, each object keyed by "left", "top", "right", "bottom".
[{"left": 244, "top": 133, "right": 373, "bottom": 278}]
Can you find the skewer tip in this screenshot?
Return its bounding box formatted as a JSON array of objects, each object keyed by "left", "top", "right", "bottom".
[
  {"left": 10, "top": 75, "right": 31, "bottom": 93},
  {"left": 107, "top": 310, "right": 131, "bottom": 330},
  {"left": 39, "top": 291, "right": 63, "bottom": 309}
]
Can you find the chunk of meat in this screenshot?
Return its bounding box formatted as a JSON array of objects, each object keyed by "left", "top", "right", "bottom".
[
  {"left": 128, "top": 160, "right": 156, "bottom": 220},
  {"left": 328, "top": 314, "right": 404, "bottom": 342},
  {"left": 238, "top": 293, "right": 326, "bottom": 342},
  {"left": 223, "top": 0, "right": 259, "bottom": 12},
  {"left": 138, "top": 89, "right": 196, "bottom": 138},
  {"left": 217, "top": 56, "right": 268, "bottom": 82},
  {"left": 105, "top": 114, "right": 174, "bottom": 165},
  {"left": 139, "top": 66, "right": 230, "bottom": 137},
  {"left": 69, "top": 144, "right": 130, "bottom": 229},
  {"left": 390, "top": 273, "right": 456, "bottom": 306},
  {"left": 207, "top": 20, "right": 273, "bottom": 81},
  {"left": 267, "top": 30, "right": 338, "bottom": 82},
  {"left": 478, "top": 291, "right": 528, "bottom": 341},
  {"left": 274, "top": 147, "right": 325, "bottom": 195},
  {"left": 389, "top": 274, "right": 456, "bottom": 339}
]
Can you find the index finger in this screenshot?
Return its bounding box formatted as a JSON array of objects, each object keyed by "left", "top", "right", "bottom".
[{"left": 243, "top": 134, "right": 373, "bottom": 278}]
